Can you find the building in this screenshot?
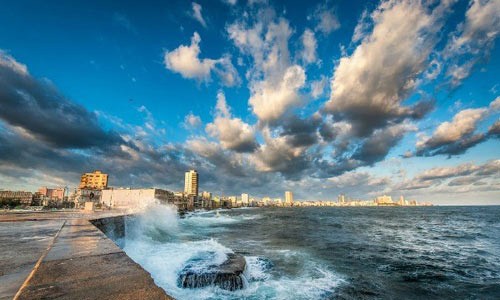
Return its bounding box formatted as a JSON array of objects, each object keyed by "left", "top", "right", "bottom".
[
  {"left": 338, "top": 194, "right": 346, "bottom": 205},
  {"left": 184, "top": 170, "right": 199, "bottom": 196},
  {"left": 376, "top": 195, "right": 394, "bottom": 205},
  {"left": 38, "top": 187, "right": 64, "bottom": 201},
  {"left": 101, "top": 188, "right": 176, "bottom": 209},
  {"left": 241, "top": 193, "right": 249, "bottom": 205},
  {"left": 75, "top": 189, "right": 103, "bottom": 208},
  {"left": 285, "top": 191, "right": 294, "bottom": 205},
  {"left": 79, "top": 170, "right": 108, "bottom": 190},
  {"left": 201, "top": 191, "right": 213, "bottom": 209},
  {"left": 0, "top": 190, "right": 33, "bottom": 206}
]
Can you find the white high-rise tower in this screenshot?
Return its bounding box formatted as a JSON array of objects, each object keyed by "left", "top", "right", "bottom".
[{"left": 184, "top": 170, "right": 199, "bottom": 196}]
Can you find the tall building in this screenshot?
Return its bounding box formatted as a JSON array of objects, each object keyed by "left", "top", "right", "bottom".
[
  {"left": 184, "top": 169, "right": 199, "bottom": 196},
  {"left": 338, "top": 194, "right": 346, "bottom": 204},
  {"left": 241, "top": 193, "right": 249, "bottom": 205},
  {"left": 285, "top": 191, "right": 294, "bottom": 204},
  {"left": 79, "top": 170, "right": 108, "bottom": 190}
]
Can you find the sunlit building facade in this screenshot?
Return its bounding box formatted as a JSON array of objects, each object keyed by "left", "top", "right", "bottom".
[
  {"left": 184, "top": 170, "right": 199, "bottom": 196},
  {"left": 79, "top": 170, "right": 108, "bottom": 190}
]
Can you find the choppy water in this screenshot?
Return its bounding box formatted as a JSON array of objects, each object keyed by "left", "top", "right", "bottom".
[{"left": 117, "top": 205, "right": 500, "bottom": 299}]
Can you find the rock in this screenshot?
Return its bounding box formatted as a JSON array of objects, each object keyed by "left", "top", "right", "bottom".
[{"left": 177, "top": 253, "right": 247, "bottom": 291}]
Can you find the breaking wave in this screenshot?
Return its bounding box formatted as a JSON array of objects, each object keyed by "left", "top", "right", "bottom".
[{"left": 117, "top": 203, "right": 343, "bottom": 299}]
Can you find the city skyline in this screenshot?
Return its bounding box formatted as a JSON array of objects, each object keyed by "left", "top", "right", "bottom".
[{"left": 0, "top": 0, "right": 499, "bottom": 205}]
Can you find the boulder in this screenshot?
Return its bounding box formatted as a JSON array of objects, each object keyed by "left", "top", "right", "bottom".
[{"left": 177, "top": 253, "right": 246, "bottom": 291}]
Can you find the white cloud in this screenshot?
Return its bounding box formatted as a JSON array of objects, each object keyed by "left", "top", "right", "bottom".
[
  {"left": 164, "top": 32, "right": 215, "bottom": 81},
  {"left": 164, "top": 32, "right": 239, "bottom": 86},
  {"left": 351, "top": 9, "right": 370, "bottom": 43},
  {"left": 310, "top": 2, "right": 340, "bottom": 35},
  {"left": 325, "top": 0, "right": 446, "bottom": 136},
  {"left": 300, "top": 29, "right": 318, "bottom": 65},
  {"left": 416, "top": 96, "right": 500, "bottom": 156},
  {"left": 206, "top": 91, "right": 258, "bottom": 152},
  {"left": 249, "top": 65, "right": 306, "bottom": 122},
  {"left": 0, "top": 51, "right": 28, "bottom": 75},
  {"left": 183, "top": 112, "right": 202, "bottom": 129},
  {"left": 418, "top": 108, "right": 488, "bottom": 147},
  {"left": 214, "top": 90, "right": 231, "bottom": 117},
  {"left": 444, "top": 0, "right": 500, "bottom": 86},
  {"left": 191, "top": 2, "right": 207, "bottom": 27},
  {"left": 310, "top": 75, "right": 328, "bottom": 99},
  {"left": 228, "top": 15, "right": 306, "bottom": 122}
]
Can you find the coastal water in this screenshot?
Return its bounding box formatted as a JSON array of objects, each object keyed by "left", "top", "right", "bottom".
[{"left": 118, "top": 205, "right": 500, "bottom": 299}]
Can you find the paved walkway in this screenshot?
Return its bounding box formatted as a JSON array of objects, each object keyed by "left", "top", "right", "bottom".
[{"left": 0, "top": 211, "right": 172, "bottom": 300}]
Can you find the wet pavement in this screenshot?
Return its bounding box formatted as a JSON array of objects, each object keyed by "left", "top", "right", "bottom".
[{"left": 0, "top": 210, "right": 172, "bottom": 300}]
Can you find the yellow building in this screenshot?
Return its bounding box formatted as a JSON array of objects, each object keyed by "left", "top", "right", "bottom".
[{"left": 79, "top": 170, "right": 108, "bottom": 190}]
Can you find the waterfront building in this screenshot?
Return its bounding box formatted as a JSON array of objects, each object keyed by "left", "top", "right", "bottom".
[
  {"left": 376, "top": 195, "right": 394, "bottom": 205},
  {"left": 241, "top": 193, "right": 249, "bottom": 205},
  {"left": 101, "top": 188, "right": 176, "bottom": 209},
  {"left": 201, "top": 191, "right": 213, "bottom": 209},
  {"left": 0, "top": 190, "right": 33, "bottom": 205},
  {"left": 75, "top": 188, "right": 103, "bottom": 207},
  {"left": 184, "top": 170, "right": 199, "bottom": 196},
  {"left": 285, "top": 191, "right": 294, "bottom": 205},
  {"left": 38, "top": 187, "right": 65, "bottom": 201},
  {"left": 338, "top": 194, "right": 346, "bottom": 205},
  {"left": 79, "top": 170, "right": 108, "bottom": 190}
]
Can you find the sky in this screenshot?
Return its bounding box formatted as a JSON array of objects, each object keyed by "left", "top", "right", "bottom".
[{"left": 0, "top": 0, "right": 499, "bottom": 205}]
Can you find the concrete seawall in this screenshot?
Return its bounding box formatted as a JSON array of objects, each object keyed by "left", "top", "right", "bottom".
[{"left": 0, "top": 211, "right": 173, "bottom": 300}]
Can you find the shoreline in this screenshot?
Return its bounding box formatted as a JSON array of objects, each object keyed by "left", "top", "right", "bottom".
[{"left": 0, "top": 210, "right": 174, "bottom": 300}]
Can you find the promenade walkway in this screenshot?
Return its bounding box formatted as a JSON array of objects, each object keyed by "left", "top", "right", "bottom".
[{"left": 0, "top": 211, "right": 172, "bottom": 300}]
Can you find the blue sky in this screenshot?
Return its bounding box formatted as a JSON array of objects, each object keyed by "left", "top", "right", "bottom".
[{"left": 0, "top": 0, "right": 499, "bottom": 204}]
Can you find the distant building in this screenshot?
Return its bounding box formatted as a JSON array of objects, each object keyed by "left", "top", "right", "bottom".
[
  {"left": 38, "top": 187, "right": 64, "bottom": 201},
  {"left": 338, "top": 194, "right": 346, "bottom": 205},
  {"left": 0, "top": 190, "right": 33, "bottom": 206},
  {"left": 241, "top": 193, "right": 249, "bottom": 205},
  {"left": 184, "top": 170, "right": 199, "bottom": 197},
  {"left": 201, "top": 191, "right": 213, "bottom": 209},
  {"left": 79, "top": 170, "right": 108, "bottom": 190},
  {"left": 376, "top": 195, "right": 393, "bottom": 205},
  {"left": 75, "top": 188, "right": 103, "bottom": 207},
  {"left": 285, "top": 191, "right": 294, "bottom": 205},
  {"left": 101, "top": 188, "right": 175, "bottom": 209}
]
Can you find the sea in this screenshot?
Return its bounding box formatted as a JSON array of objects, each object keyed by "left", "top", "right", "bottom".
[{"left": 114, "top": 205, "right": 500, "bottom": 299}]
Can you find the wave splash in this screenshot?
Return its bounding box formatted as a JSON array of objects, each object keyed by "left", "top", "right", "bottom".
[{"left": 119, "top": 203, "right": 343, "bottom": 299}]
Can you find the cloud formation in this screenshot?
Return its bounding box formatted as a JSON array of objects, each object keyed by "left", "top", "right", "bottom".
[
  {"left": 310, "top": 1, "right": 340, "bottom": 35},
  {"left": 191, "top": 2, "right": 207, "bottom": 27},
  {"left": 0, "top": 52, "right": 122, "bottom": 149},
  {"left": 324, "top": 0, "right": 444, "bottom": 137},
  {"left": 183, "top": 112, "right": 202, "bottom": 129},
  {"left": 416, "top": 97, "right": 500, "bottom": 157},
  {"left": 206, "top": 91, "right": 258, "bottom": 152},
  {"left": 300, "top": 29, "right": 318, "bottom": 65},
  {"left": 396, "top": 160, "right": 500, "bottom": 193},
  {"left": 164, "top": 32, "right": 239, "bottom": 86},
  {"left": 444, "top": 0, "right": 500, "bottom": 86}
]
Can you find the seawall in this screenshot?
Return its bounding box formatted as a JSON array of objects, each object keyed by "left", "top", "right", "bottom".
[{"left": 0, "top": 211, "right": 174, "bottom": 300}]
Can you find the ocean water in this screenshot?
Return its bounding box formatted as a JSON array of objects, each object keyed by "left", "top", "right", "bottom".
[{"left": 116, "top": 205, "right": 500, "bottom": 299}]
